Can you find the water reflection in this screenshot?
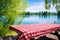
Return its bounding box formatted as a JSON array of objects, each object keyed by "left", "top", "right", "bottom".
[
  {"left": 21, "top": 15, "right": 60, "bottom": 24},
  {"left": 57, "top": 15, "right": 60, "bottom": 24}
]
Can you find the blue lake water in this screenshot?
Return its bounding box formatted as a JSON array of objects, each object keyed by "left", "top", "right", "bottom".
[{"left": 21, "top": 15, "right": 60, "bottom": 24}]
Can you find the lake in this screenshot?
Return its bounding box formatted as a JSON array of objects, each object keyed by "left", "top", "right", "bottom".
[{"left": 21, "top": 15, "right": 60, "bottom": 24}]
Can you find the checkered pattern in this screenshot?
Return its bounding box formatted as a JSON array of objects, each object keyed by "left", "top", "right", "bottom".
[{"left": 9, "top": 23, "right": 60, "bottom": 40}]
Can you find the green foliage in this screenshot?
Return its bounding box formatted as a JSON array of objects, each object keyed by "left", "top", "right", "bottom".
[
  {"left": 0, "top": 0, "right": 28, "bottom": 36},
  {"left": 45, "top": 0, "right": 60, "bottom": 12},
  {"left": 52, "top": 0, "right": 58, "bottom": 5},
  {"left": 45, "top": 4, "right": 51, "bottom": 9},
  {"left": 45, "top": 0, "right": 51, "bottom": 9},
  {"left": 45, "top": 0, "right": 49, "bottom": 4}
]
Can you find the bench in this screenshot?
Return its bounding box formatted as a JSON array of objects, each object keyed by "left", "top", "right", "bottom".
[{"left": 9, "top": 23, "right": 60, "bottom": 40}]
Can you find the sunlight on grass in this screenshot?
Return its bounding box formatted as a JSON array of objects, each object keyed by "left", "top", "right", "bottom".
[{"left": 6, "top": 31, "right": 18, "bottom": 36}]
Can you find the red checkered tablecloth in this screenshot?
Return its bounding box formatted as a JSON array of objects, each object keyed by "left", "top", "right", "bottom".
[{"left": 9, "top": 23, "right": 60, "bottom": 40}]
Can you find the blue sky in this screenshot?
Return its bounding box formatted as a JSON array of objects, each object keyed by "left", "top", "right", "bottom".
[
  {"left": 25, "top": 0, "right": 56, "bottom": 12},
  {"left": 28, "top": 0, "right": 45, "bottom": 6}
]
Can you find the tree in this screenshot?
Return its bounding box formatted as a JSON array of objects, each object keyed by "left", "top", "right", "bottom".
[
  {"left": 45, "top": 0, "right": 60, "bottom": 12},
  {"left": 0, "top": 0, "right": 28, "bottom": 36}
]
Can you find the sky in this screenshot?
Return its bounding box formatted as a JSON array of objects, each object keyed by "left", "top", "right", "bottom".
[{"left": 25, "top": 0, "right": 57, "bottom": 12}]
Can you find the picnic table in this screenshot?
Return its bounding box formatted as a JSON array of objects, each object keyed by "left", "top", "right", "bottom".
[{"left": 9, "top": 23, "right": 60, "bottom": 40}]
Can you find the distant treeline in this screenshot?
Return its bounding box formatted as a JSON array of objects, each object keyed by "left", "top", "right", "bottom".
[{"left": 24, "top": 11, "right": 60, "bottom": 15}]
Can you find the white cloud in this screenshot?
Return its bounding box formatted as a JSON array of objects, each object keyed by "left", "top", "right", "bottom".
[{"left": 25, "top": 2, "right": 57, "bottom": 12}]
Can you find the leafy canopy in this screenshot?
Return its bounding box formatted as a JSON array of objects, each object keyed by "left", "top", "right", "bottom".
[
  {"left": 45, "top": 0, "right": 60, "bottom": 11},
  {"left": 0, "top": 0, "right": 28, "bottom": 36}
]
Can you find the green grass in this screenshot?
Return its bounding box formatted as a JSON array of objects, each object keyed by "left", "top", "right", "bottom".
[{"left": 5, "top": 31, "right": 18, "bottom": 36}]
